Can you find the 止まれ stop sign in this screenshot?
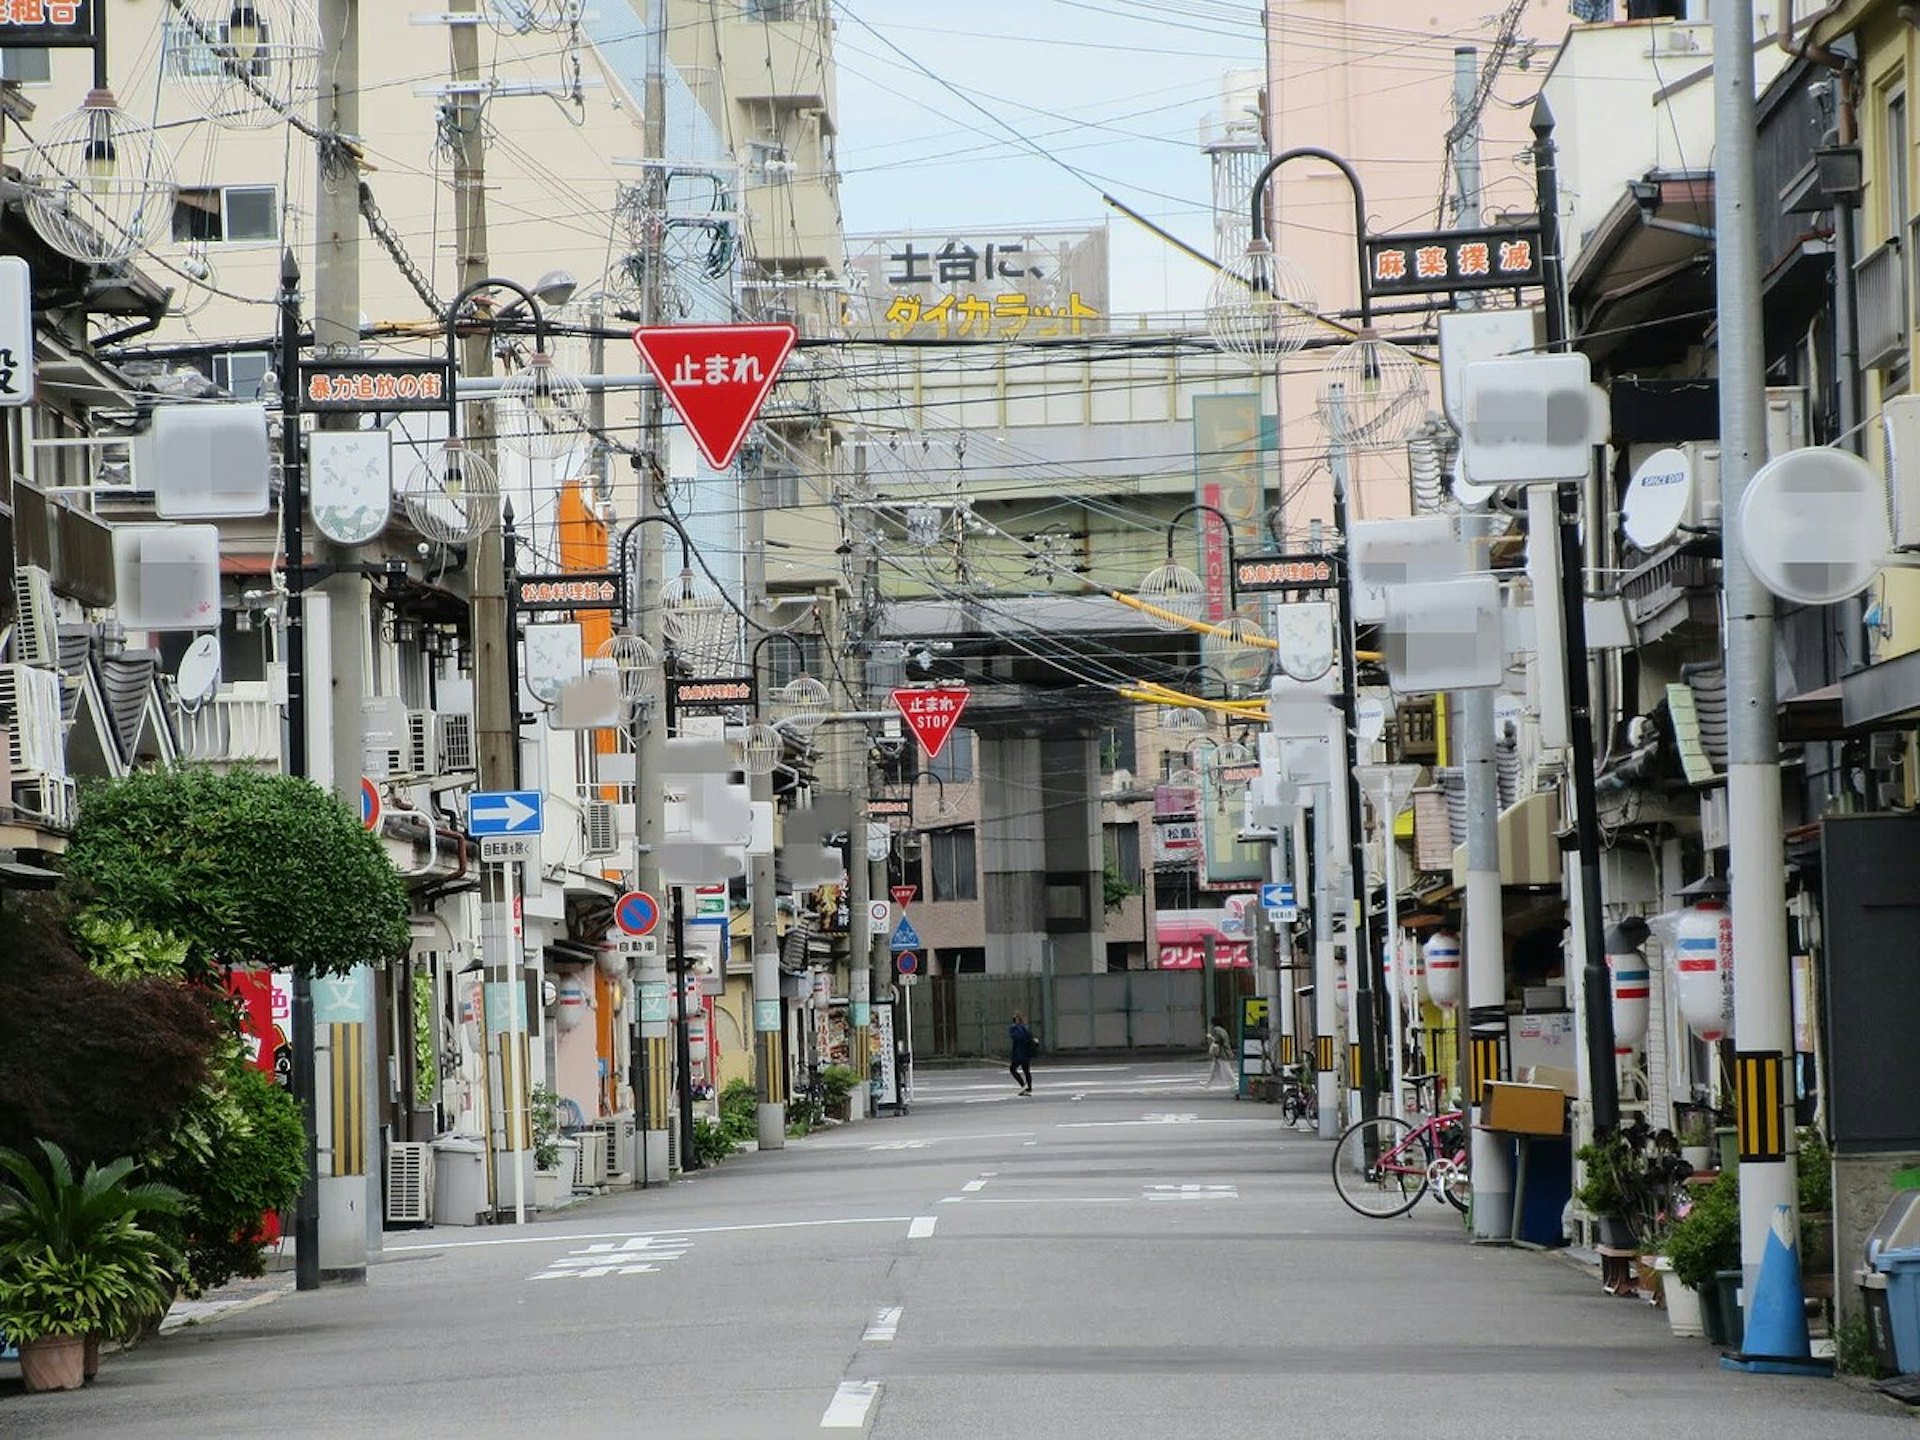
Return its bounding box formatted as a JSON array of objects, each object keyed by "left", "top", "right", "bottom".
[
  {"left": 631, "top": 323, "right": 797, "bottom": 470},
  {"left": 891, "top": 686, "right": 969, "bottom": 760}
]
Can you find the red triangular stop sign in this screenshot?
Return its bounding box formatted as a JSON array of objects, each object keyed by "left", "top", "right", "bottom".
[
  {"left": 892, "top": 685, "right": 969, "bottom": 760},
  {"left": 631, "top": 323, "right": 798, "bottom": 470},
  {"left": 891, "top": 884, "right": 917, "bottom": 908}
]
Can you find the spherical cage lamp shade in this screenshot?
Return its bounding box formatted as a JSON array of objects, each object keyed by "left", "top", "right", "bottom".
[
  {"left": 494, "top": 351, "right": 590, "bottom": 461},
  {"left": 660, "top": 569, "right": 733, "bottom": 674},
  {"left": 24, "top": 93, "right": 177, "bottom": 266},
  {"left": 168, "top": 0, "right": 323, "bottom": 132},
  {"left": 401, "top": 440, "right": 499, "bottom": 545},
  {"left": 1317, "top": 335, "right": 1428, "bottom": 451},
  {"left": 1138, "top": 562, "right": 1206, "bottom": 632},
  {"left": 1204, "top": 613, "right": 1270, "bottom": 689},
  {"left": 1206, "top": 242, "right": 1318, "bottom": 360},
  {"left": 739, "top": 723, "right": 782, "bottom": 776},
  {"left": 774, "top": 674, "right": 831, "bottom": 734},
  {"left": 595, "top": 632, "right": 663, "bottom": 704}
]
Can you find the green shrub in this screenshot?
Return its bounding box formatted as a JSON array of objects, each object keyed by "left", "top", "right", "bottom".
[
  {"left": 719, "top": 1080, "right": 757, "bottom": 1144},
  {"left": 692, "top": 1118, "right": 738, "bottom": 1166},
  {"left": 1664, "top": 1171, "right": 1741, "bottom": 1291},
  {"left": 820, "top": 1065, "right": 857, "bottom": 1114},
  {"left": 1797, "top": 1129, "right": 1832, "bottom": 1213},
  {"left": 155, "top": 1059, "right": 307, "bottom": 1296},
  {"left": 529, "top": 1086, "right": 561, "bottom": 1172},
  {"left": 67, "top": 767, "right": 411, "bottom": 981}
]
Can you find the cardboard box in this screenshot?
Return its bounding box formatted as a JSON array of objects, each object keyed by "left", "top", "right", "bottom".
[
  {"left": 1481, "top": 1080, "right": 1567, "bottom": 1136},
  {"left": 1521, "top": 1065, "right": 1578, "bottom": 1096}
]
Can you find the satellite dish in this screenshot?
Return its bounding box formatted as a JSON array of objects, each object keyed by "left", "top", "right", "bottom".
[
  {"left": 1737, "top": 447, "right": 1890, "bottom": 606},
  {"left": 176, "top": 634, "right": 222, "bottom": 707},
  {"left": 1622, "top": 447, "right": 1693, "bottom": 551}
]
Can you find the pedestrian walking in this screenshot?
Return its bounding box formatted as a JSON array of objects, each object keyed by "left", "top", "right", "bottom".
[
  {"left": 1204, "top": 1016, "right": 1235, "bottom": 1090},
  {"left": 1009, "top": 1012, "right": 1036, "bottom": 1095}
]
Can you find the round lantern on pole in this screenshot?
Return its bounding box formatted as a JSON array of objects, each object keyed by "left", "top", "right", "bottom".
[
  {"left": 1605, "top": 918, "right": 1653, "bottom": 1056},
  {"left": 1672, "top": 902, "right": 1731, "bottom": 1044},
  {"left": 1423, "top": 931, "right": 1462, "bottom": 1008}
]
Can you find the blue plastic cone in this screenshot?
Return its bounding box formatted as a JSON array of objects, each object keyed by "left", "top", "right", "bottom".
[{"left": 1721, "top": 1203, "right": 1833, "bottom": 1376}]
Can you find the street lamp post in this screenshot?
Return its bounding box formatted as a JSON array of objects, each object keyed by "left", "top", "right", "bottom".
[{"left": 1243, "top": 147, "right": 1404, "bottom": 1132}]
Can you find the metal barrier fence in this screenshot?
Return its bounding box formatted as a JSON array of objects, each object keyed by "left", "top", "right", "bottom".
[{"left": 904, "top": 969, "right": 1230, "bottom": 1059}]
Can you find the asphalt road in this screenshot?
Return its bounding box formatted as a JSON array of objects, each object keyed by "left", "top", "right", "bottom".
[{"left": 2, "top": 1059, "right": 1910, "bottom": 1438}]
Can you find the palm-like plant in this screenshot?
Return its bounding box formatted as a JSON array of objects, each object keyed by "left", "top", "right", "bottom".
[{"left": 0, "top": 1141, "right": 185, "bottom": 1342}]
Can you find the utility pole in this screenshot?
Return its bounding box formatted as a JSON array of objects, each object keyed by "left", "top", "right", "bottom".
[
  {"left": 844, "top": 514, "right": 877, "bottom": 1122},
  {"left": 1712, "top": 0, "right": 1797, "bottom": 1298},
  {"left": 447, "top": 0, "right": 525, "bottom": 1216},
  {"left": 744, "top": 479, "right": 785, "bottom": 1148},
  {"left": 1449, "top": 42, "right": 1512, "bottom": 1240},
  {"left": 631, "top": 0, "right": 674, "bottom": 1182}
]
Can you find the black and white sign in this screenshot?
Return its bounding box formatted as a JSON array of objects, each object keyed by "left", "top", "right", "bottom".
[{"left": 0, "top": 257, "right": 32, "bottom": 409}]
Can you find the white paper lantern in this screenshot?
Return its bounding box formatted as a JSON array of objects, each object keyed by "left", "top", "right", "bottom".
[
  {"left": 1423, "top": 931, "right": 1462, "bottom": 1008},
  {"left": 555, "top": 977, "right": 591, "bottom": 1032},
  {"left": 1608, "top": 947, "right": 1651, "bottom": 1055},
  {"left": 1672, "top": 902, "right": 1731, "bottom": 1043}
]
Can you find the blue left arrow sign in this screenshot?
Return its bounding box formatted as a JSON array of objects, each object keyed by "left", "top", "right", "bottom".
[{"left": 470, "top": 790, "right": 544, "bottom": 836}]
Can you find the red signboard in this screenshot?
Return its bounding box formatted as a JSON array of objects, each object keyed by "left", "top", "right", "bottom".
[
  {"left": 631, "top": 323, "right": 798, "bottom": 470},
  {"left": 891, "top": 686, "right": 969, "bottom": 760},
  {"left": 890, "top": 884, "right": 917, "bottom": 908}
]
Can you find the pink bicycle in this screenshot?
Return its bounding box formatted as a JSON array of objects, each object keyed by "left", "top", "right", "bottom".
[{"left": 1330, "top": 1073, "right": 1471, "bottom": 1219}]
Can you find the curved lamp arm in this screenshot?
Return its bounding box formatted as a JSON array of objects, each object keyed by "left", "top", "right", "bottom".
[{"left": 1247, "top": 146, "right": 1375, "bottom": 330}]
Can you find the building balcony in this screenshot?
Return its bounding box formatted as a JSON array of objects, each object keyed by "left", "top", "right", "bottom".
[
  {"left": 174, "top": 681, "right": 281, "bottom": 770},
  {"left": 722, "top": 3, "right": 836, "bottom": 115}
]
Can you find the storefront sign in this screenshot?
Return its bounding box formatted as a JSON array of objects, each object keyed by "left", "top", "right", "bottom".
[
  {"left": 847, "top": 225, "right": 1110, "bottom": 340},
  {"left": 299, "top": 358, "right": 452, "bottom": 414},
  {"left": 1365, "top": 225, "right": 1544, "bottom": 296},
  {"left": 1233, "top": 552, "right": 1338, "bottom": 594},
  {"left": 672, "top": 675, "right": 757, "bottom": 714},
  {"left": 515, "top": 572, "right": 623, "bottom": 613},
  {"left": 868, "top": 794, "right": 913, "bottom": 818},
  {"left": 0, "top": 3, "right": 93, "bottom": 45}
]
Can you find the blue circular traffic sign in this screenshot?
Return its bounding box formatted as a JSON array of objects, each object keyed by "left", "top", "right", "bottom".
[{"left": 615, "top": 890, "right": 660, "bottom": 937}]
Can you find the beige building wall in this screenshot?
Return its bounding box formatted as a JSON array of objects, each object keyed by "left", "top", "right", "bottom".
[{"left": 1264, "top": 2, "right": 1554, "bottom": 531}]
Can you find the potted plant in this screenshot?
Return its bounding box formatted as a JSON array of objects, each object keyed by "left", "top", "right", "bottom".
[
  {"left": 820, "top": 1065, "right": 858, "bottom": 1122},
  {"left": 0, "top": 1142, "right": 182, "bottom": 1391},
  {"left": 1665, "top": 1170, "right": 1742, "bottom": 1346},
  {"left": 1576, "top": 1122, "right": 1657, "bottom": 1293},
  {"left": 1675, "top": 1104, "right": 1715, "bottom": 1176},
  {"left": 527, "top": 1087, "right": 576, "bottom": 1209}
]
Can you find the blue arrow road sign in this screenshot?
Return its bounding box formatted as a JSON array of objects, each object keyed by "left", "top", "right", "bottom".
[
  {"left": 1260, "top": 882, "right": 1296, "bottom": 911},
  {"left": 889, "top": 915, "right": 922, "bottom": 952},
  {"left": 470, "top": 790, "right": 544, "bottom": 836}
]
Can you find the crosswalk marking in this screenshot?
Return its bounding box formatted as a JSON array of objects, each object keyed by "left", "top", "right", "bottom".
[{"left": 530, "top": 1234, "right": 691, "bottom": 1281}]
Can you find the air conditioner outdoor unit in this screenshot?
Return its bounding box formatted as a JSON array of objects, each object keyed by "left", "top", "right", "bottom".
[
  {"left": 0, "top": 663, "right": 68, "bottom": 779},
  {"left": 385, "top": 1141, "right": 434, "bottom": 1225},
  {"left": 405, "top": 709, "right": 437, "bottom": 776},
  {"left": 10, "top": 566, "right": 58, "bottom": 669},
  {"left": 572, "top": 1136, "right": 609, "bottom": 1189},
  {"left": 435, "top": 711, "right": 475, "bottom": 773},
  {"left": 582, "top": 800, "right": 620, "bottom": 857},
  {"left": 1764, "top": 387, "right": 1808, "bottom": 459},
  {"left": 1678, "top": 441, "right": 1721, "bottom": 532},
  {"left": 1882, "top": 393, "right": 1920, "bottom": 550},
  {"left": 593, "top": 1112, "right": 636, "bottom": 1184}
]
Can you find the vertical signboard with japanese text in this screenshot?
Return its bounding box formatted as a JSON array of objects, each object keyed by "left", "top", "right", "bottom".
[
  {"left": 1191, "top": 394, "right": 1267, "bottom": 622},
  {"left": 846, "top": 226, "right": 1109, "bottom": 340}
]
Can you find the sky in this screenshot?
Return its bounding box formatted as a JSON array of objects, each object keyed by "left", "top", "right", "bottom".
[{"left": 831, "top": 0, "right": 1268, "bottom": 316}]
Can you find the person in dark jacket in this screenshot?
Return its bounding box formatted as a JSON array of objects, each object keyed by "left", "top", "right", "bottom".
[{"left": 1009, "top": 1012, "right": 1036, "bottom": 1095}]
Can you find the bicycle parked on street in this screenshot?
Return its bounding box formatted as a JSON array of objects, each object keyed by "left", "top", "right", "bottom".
[
  {"left": 1277, "top": 1063, "right": 1317, "bottom": 1128},
  {"left": 1330, "top": 1072, "right": 1470, "bottom": 1219}
]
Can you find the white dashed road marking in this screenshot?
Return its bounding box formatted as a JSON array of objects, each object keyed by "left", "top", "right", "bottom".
[
  {"left": 907, "top": 1216, "right": 939, "bottom": 1239},
  {"left": 863, "top": 1306, "right": 903, "bottom": 1343},
  {"left": 821, "top": 1380, "right": 881, "bottom": 1429}
]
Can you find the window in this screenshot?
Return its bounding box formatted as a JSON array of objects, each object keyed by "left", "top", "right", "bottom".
[
  {"left": 928, "top": 826, "right": 978, "bottom": 902},
  {"left": 1888, "top": 87, "right": 1911, "bottom": 242},
  {"left": 212, "top": 350, "right": 271, "bottom": 400},
  {"left": 928, "top": 728, "right": 974, "bottom": 783},
  {"left": 164, "top": 19, "right": 279, "bottom": 80},
  {"left": 1104, "top": 822, "right": 1141, "bottom": 887},
  {"left": 173, "top": 186, "right": 279, "bottom": 244},
  {"left": 0, "top": 49, "right": 50, "bottom": 85},
  {"left": 940, "top": 946, "right": 985, "bottom": 975}
]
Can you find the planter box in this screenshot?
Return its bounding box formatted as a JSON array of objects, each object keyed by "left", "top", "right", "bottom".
[
  {"left": 1657, "top": 1258, "right": 1704, "bottom": 1337},
  {"left": 19, "top": 1335, "right": 85, "bottom": 1393}
]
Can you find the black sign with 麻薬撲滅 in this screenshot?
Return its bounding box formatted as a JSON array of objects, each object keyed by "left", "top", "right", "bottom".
[
  {"left": 0, "top": 3, "right": 94, "bottom": 46},
  {"left": 672, "top": 676, "right": 757, "bottom": 715},
  {"left": 514, "top": 573, "right": 624, "bottom": 614},
  {"left": 298, "top": 358, "right": 453, "bottom": 414},
  {"left": 1232, "top": 552, "right": 1338, "bottom": 594},
  {"left": 1364, "top": 226, "right": 1544, "bottom": 296}
]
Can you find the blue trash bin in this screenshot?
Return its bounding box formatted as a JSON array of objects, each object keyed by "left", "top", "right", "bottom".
[{"left": 1874, "top": 1246, "right": 1920, "bottom": 1373}]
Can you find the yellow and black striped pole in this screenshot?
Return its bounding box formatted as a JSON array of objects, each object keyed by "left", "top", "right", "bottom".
[{"left": 1734, "top": 1050, "right": 1787, "bottom": 1164}]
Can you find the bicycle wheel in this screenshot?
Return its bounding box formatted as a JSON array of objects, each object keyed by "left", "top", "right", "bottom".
[
  {"left": 1281, "top": 1090, "right": 1303, "bottom": 1125},
  {"left": 1331, "top": 1116, "right": 1430, "bottom": 1219},
  {"left": 1434, "top": 1152, "right": 1471, "bottom": 1213}
]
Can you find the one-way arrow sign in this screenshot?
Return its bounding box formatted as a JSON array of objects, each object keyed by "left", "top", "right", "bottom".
[{"left": 470, "top": 790, "right": 545, "bottom": 836}]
